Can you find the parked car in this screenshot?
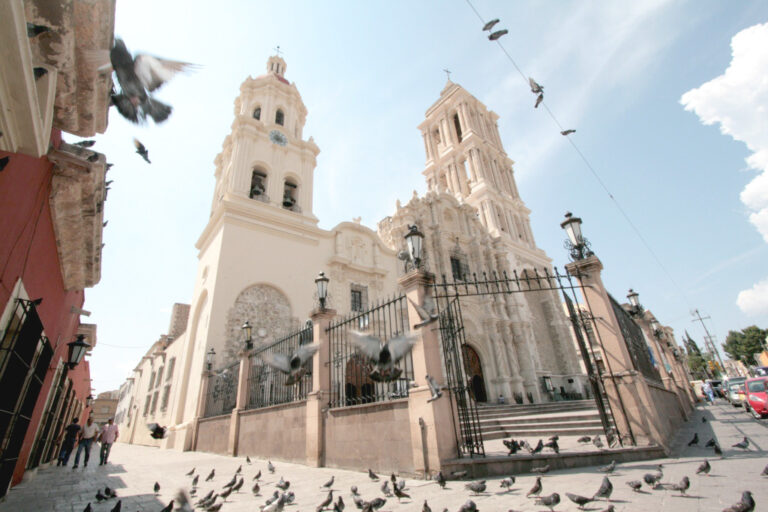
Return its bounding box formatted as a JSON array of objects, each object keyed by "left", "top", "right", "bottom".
[
  {"left": 707, "top": 379, "right": 724, "bottom": 398},
  {"left": 724, "top": 377, "right": 747, "bottom": 406},
  {"left": 743, "top": 377, "right": 768, "bottom": 419},
  {"left": 755, "top": 366, "right": 768, "bottom": 377}
]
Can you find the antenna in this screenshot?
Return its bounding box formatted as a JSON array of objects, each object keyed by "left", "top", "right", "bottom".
[{"left": 443, "top": 69, "right": 452, "bottom": 81}]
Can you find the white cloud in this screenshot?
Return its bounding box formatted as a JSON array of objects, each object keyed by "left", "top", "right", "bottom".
[
  {"left": 736, "top": 278, "right": 768, "bottom": 316},
  {"left": 680, "top": 22, "right": 768, "bottom": 315}
]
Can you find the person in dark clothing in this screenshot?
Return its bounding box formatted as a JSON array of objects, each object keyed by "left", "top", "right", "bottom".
[{"left": 56, "top": 418, "right": 81, "bottom": 467}]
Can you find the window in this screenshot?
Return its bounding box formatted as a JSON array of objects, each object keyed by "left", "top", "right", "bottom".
[
  {"left": 150, "top": 391, "right": 159, "bottom": 414},
  {"left": 155, "top": 366, "right": 164, "bottom": 388},
  {"left": 282, "top": 180, "right": 298, "bottom": 210},
  {"left": 253, "top": 107, "right": 261, "bottom": 120},
  {"left": 148, "top": 371, "right": 156, "bottom": 390},
  {"left": 166, "top": 358, "right": 175, "bottom": 381},
  {"left": 160, "top": 385, "right": 171, "bottom": 411},
  {"left": 450, "top": 256, "right": 469, "bottom": 281},
  {"left": 143, "top": 398, "right": 150, "bottom": 416},
  {"left": 275, "top": 109, "right": 284, "bottom": 126},
  {"left": 250, "top": 170, "right": 267, "bottom": 200},
  {"left": 453, "top": 113, "right": 463, "bottom": 142},
  {"left": 351, "top": 290, "right": 363, "bottom": 312},
  {"left": 433, "top": 128, "right": 441, "bottom": 145}
]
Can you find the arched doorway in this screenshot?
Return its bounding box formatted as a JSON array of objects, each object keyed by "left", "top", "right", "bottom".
[{"left": 462, "top": 345, "right": 487, "bottom": 402}]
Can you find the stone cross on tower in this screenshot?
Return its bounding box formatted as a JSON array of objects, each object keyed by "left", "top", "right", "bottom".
[
  {"left": 273, "top": 45, "right": 283, "bottom": 57},
  {"left": 443, "top": 69, "right": 451, "bottom": 81}
]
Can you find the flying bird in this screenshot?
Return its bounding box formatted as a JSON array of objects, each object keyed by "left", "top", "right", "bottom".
[
  {"left": 696, "top": 459, "right": 711, "bottom": 476},
  {"left": 535, "top": 492, "right": 560, "bottom": 511},
  {"left": 260, "top": 343, "right": 321, "bottom": 385},
  {"left": 593, "top": 476, "right": 613, "bottom": 501},
  {"left": 687, "top": 433, "right": 699, "bottom": 446},
  {"left": 133, "top": 138, "right": 150, "bottom": 163},
  {"left": 561, "top": 129, "right": 576, "bottom": 136},
  {"left": 722, "top": 491, "right": 755, "bottom": 512},
  {"left": 529, "top": 78, "right": 544, "bottom": 94},
  {"left": 148, "top": 423, "right": 167, "bottom": 439},
  {"left": 482, "top": 19, "right": 500, "bottom": 31},
  {"left": 526, "top": 476, "right": 542, "bottom": 497},
  {"left": 349, "top": 331, "right": 417, "bottom": 382},
  {"left": 732, "top": 437, "right": 749, "bottom": 450},
  {"left": 488, "top": 29, "right": 508, "bottom": 41},
  {"left": 425, "top": 374, "right": 445, "bottom": 402},
  {"left": 534, "top": 93, "right": 544, "bottom": 109},
  {"left": 566, "top": 492, "right": 593, "bottom": 509},
  {"left": 408, "top": 295, "right": 438, "bottom": 328}
]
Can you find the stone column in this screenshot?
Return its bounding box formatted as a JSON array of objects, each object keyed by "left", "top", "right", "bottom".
[
  {"left": 305, "top": 307, "right": 336, "bottom": 467},
  {"left": 400, "top": 270, "right": 459, "bottom": 477},
  {"left": 227, "top": 350, "right": 251, "bottom": 456},
  {"left": 566, "top": 256, "right": 667, "bottom": 448},
  {"left": 191, "top": 369, "right": 213, "bottom": 451}
]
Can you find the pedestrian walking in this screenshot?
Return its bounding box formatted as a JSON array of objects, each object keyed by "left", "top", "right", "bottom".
[
  {"left": 56, "top": 418, "right": 81, "bottom": 467},
  {"left": 72, "top": 416, "right": 99, "bottom": 468},
  {"left": 99, "top": 418, "right": 119, "bottom": 465},
  {"left": 702, "top": 381, "right": 715, "bottom": 404}
]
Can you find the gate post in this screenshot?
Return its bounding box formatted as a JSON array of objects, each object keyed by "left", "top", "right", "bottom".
[
  {"left": 566, "top": 255, "right": 662, "bottom": 447},
  {"left": 227, "top": 350, "right": 251, "bottom": 456},
  {"left": 400, "top": 270, "right": 459, "bottom": 476},
  {"left": 306, "top": 307, "right": 335, "bottom": 467},
  {"left": 190, "top": 369, "right": 212, "bottom": 451}
]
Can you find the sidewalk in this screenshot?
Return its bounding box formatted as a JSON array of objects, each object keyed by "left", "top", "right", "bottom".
[{"left": 0, "top": 401, "right": 765, "bottom": 511}]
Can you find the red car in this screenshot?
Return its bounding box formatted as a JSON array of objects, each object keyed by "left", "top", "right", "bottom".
[{"left": 743, "top": 377, "right": 768, "bottom": 419}]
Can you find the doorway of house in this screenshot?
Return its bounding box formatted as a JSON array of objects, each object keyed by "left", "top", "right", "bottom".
[{"left": 462, "top": 345, "right": 487, "bottom": 403}]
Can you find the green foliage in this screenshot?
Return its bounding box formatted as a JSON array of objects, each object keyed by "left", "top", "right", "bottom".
[
  {"left": 687, "top": 351, "right": 710, "bottom": 380},
  {"left": 722, "top": 325, "right": 768, "bottom": 366}
]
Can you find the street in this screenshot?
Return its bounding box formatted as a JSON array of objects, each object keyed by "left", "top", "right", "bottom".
[{"left": 1, "top": 401, "right": 765, "bottom": 512}]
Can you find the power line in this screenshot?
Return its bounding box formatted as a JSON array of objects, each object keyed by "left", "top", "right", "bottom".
[{"left": 463, "top": 0, "right": 691, "bottom": 309}]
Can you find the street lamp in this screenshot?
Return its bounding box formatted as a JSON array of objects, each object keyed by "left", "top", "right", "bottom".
[
  {"left": 242, "top": 320, "right": 253, "bottom": 350},
  {"left": 86, "top": 394, "right": 94, "bottom": 407},
  {"left": 206, "top": 348, "right": 216, "bottom": 371},
  {"left": 66, "top": 334, "right": 90, "bottom": 369},
  {"left": 315, "top": 271, "right": 329, "bottom": 309},
  {"left": 560, "top": 212, "right": 593, "bottom": 261},
  {"left": 649, "top": 319, "right": 663, "bottom": 338},
  {"left": 626, "top": 288, "right": 643, "bottom": 316},
  {"left": 404, "top": 224, "right": 425, "bottom": 269}
]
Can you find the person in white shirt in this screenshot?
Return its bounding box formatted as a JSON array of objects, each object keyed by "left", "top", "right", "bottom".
[{"left": 72, "top": 416, "right": 99, "bottom": 468}]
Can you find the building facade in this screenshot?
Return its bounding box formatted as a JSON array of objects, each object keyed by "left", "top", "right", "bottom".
[
  {"left": 116, "top": 54, "right": 587, "bottom": 452},
  {"left": 90, "top": 390, "right": 119, "bottom": 426}
]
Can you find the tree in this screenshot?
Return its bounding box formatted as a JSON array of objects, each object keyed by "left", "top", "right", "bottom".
[
  {"left": 687, "top": 351, "right": 709, "bottom": 380},
  {"left": 722, "top": 325, "right": 768, "bottom": 366}
]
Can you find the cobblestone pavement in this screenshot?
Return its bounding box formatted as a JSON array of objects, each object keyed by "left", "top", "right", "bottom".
[{"left": 1, "top": 401, "right": 766, "bottom": 512}]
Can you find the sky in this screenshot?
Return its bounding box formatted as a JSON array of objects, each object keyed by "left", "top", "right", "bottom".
[{"left": 75, "top": 1, "right": 768, "bottom": 394}]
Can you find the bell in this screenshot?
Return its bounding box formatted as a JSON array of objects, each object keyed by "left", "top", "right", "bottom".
[
  {"left": 283, "top": 196, "right": 295, "bottom": 208},
  {"left": 252, "top": 187, "right": 263, "bottom": 196}
]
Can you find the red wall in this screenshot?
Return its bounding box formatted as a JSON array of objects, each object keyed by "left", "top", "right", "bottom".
[{"left": 0, "top": 129, "right": 92, "bottom": 485}]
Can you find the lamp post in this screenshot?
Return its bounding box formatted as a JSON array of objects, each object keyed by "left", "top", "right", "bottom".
[
  {"left": 626, "top": 288, "right": 643, "bottom": 316},
  {"left": 206, "top": 348, "right": 215, "bottom": 371},
  {"left": 315, "top": 271, "right": 329, "bottom": 309},
  {"left": 404, "top": 224, "right": 425, "bottom": 270},
  {"left": 649, "top": 319, "right": 663, "bottom": 338},
  {"left": 66, "top": 334, "right": 90, "bottom": 369},
  {"left": 241, "top": 320, "right": 253, "bottom": 350},
  {"left": 86, "top": 394, "right": 94, "bottom": 407},
  {"left": 560, "top": 212, "right": 593, "bottom": 261}
]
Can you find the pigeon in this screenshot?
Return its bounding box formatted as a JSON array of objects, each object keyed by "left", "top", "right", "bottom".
[
  {"left": 390, "top": 472, "right": 398, "bottom": 485},
  {"left": 529, "top": 78, "right": 544, "bottom": 94},
  {"left": 577, "top": 436, "right": 591, "bottom": 444},
  {"left": 761, "top": 464, "right": 768, "bottom": 476},
  {"left": 335, "top": 495, "right": 345, "bottom": 511},
  {"left": 534, "top": 93, "right": 544, "bottom": 109},
  {"left": 87, "top": 152, "right": 100, "bottom": 162},
  {"left": 488, "top": 29, "right": 508, "bottom": 41},
  {"left": 530, "top": 439, "right": 544, "bottom": 454},
  {"left": 451, "top": 470, "right": 468, "bottom": 479},
  {"left": 33, "top": 67, "right": 48, "bottom": 80},
  {"left": 353, "top": 495, "right": 365, "bottom": 510},
  {"left": 532, "top": 464, "right": 550, "bottom": 474},
  {"left": 594, "top": 477, "right": 613, "bottom": 501},
  {"left": 548, "top": 435, "right": 559, "bottom": 442},
  {"left": 732, "top": 437, "right": 749, "bottom": 450},
  {"left": 159, "top": 500, "right": 174, "bottom": 512},
  {"left": 722, "top": 491, "right": 755, "bottom": 512},
  {"left": 317, "top": 490, "right": 334, "bottom": 511},
  {"left": 626, "top": 480, "right": 642, "bottom": 492},
  {"left": 599, "top": 506, "right": 615, "bottom": 512},
  {"left": 232, "top": 477, "right": 244, "bottom": 492},
  {"left": 0, "top": 156, "right": 9, "bottom": 172},
  {"left": 349, "top": 331, "right": 418, "bottom": 382},
  {"left": 366, "top": 497, "right": 386, "bottom": 511},
  {"left": 191, "top": 475, "right": 199, "bottom": 487},
  {"left": 107, "top": 501, "right": 121, "bottom": 512},
  {"left": 186, "top": 467, "right": 196, "bottom": 476},
  {"left": 566, "top": 492, "right": 594, "bottom": 509},
  {"left": 268, "top": 460, "right": 276, "bottom": 473},
  {"left": 593, "top": 436, "right": 604, "bottom": 449},
  {"left": 705, "top": 438, "right": 717, "bottom": 448},
  {"left": 197, "top": 490, "right": 214, "bottom": 505},
  {"left": 323, "top": 476, "right": 335, "bottom": 489},
  {"left": 133, "top": 138, "right": 151, "bottom": 163},
  {"left": 27, "top": 22, "right": 51, "bottom": 37},
  {"left": 199, "top": 493, "right": 218, "bottom": 509},
  {"left": 535, "top": 492, "right": 560, "bottom": 511},
  {"left": 351, "top": 485, "right": 360, "bottom": 496},
  {"left": 702, "top": 417, "right": 707, "bottom": 423},
  {"left": 696, "top": 459, "right": 711, "bottom": 476},
  {"left": 207, "top": 503, "right": 223, "bottom": 512},
  {"left": 381, "top": 480, "right": 392, "bottom": 497},
  {"left": 83, "top": 504, "right": 92, "bottom": 512},
  {"left": 393, "top": 485, "right": 410, "bottom": 501},
  {"left": 223, "top": 475, "right": 237, "bottom": 488},
  {"left": 235, "top": 465, "right": 242, "bottom": 474},
  {"left": 714, "top": 444, "right": 724, "bottom": 457},
  {"left": 643, "top": 466, "right": 663, "bottom": 487},
  {"left": 435, "top": 471, "right": 446, "bottom": 489},
  {"left": 261, "top": 343, "right": 321, "bottom": 385},
  {"left": 425, "top": 374, "right": 445, "bottom": 402},
  {"left": 219, "top": 486, "right": 234, "bottom": 501},
  {"left": 397, "top": 479, "right": 406, "bottom": 491},
  {"left": 265, "top": 491, "right": 280, "bottom": 505},
  {"left": 408, "top": 295, "right": 438, "bottom": 328},
  {"left": 422, "top": 499, "right": 432, "bottom": 512},
  {"left": 105, "top": 487, "right": 117, "bottom": 499},
  {"left": 687, "top": 433, "right": 699, "bottom": 446},
  {"left": 482, "top": 19, "right": 500, "bottom": 31},
  {"left": 561, "top": 130, "right": 576, "bottom": 136},
  {"left": 368, "top": 468, "right": 379, "bottom": 480},
  {"left": 252, "top": 482, "right": 261, "bottom": 495},
  {"left": 276, "top": 477, "right": 290, "bottom": 490},
  {"left": 74, "top": 140, "right": 96, "bottom": 148},
  {"left": 254, "top": 470, "right": 262, "bottom": 480},
  {"left": 667, "top": 476, "right": 689, "bottom": 495},
  {"left": 95, "top": 490, "right": 107, "bottom": 502},
  {"left": 598, "top": 460, "right": 616, "bottom": 473},
  {"left": 465, "top": 480, "right": 486, "bottom": 495},
  {"left": 543, "top": 438, "right": 559, "bottom": 454},
  {"left": 175, "top": 490, "right": 194, "bottom": 512},
  {"left": 285, "top": 492, "right": 296, "bottom": 505},
  {"left": 500, "top": 477, "right": 515, "bottom": 491},
  {"left": 246, "top": 455, "right": 252, "bottom": 464},
  {"left": 527, "top": 476, "right": 542, "bottom": 497},
  {"left": 154, "top": 482, "right": 160, "bottom": 495},
  {"left": 458, "top": 500, "right": 478, "bottom": 512},
  {"left": 503, "top": 438, "right": 521, "bottom": 455}
]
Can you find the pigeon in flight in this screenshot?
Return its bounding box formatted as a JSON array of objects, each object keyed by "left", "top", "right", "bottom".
[
  {"left": 696, "top": 459, "right": 711, "bottom": 476},
  {"left": 482, "top": 19, "right": 500, "bottom": 31},
  {"left": 534, "top": 93, "right": 544, "bottom": 109},
  {"left": 732, "top": 437, "right": 749, "bottom": 450},
  {"left": 529, "top": 78, "right": 544, "bottom": 94},
  {"left": 687, "top": 433, "right": 699, "bottom": 446},
  {"left": 488, "top": 29, "right": 508, "bottom": 41},
  {"left": 561, "top": 129, "right": 576, "bottom": 136},
  {"left": 408, "top": 296, "right": 438, "bottom": 329},
  {"left": 566, "top": 492, "right": 593, "bottom": 509},
  {"left": 425, "top": 374, "right": 445, "bottom": 403},
  {"left": 261, "top": 343, "right": 321, "bottom": 385},
  {"left": 535, "top": 492, "right": 560, "bottom": 511},
  {"left": 722, "top": 491, "right": 755, "bottom": 512},
  {"left": 133, "top": 138, "right": 151, "bottom": 163},
  {"left": 349, "top": 331, "right": 417, "bottom": 382},
  {"left": 148, "top": 423, "right": 167, "bottom": 439}
]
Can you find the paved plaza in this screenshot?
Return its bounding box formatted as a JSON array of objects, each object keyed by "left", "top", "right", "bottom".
[{"left": 1, "top": 402, "right": 765, "bottom": 512}]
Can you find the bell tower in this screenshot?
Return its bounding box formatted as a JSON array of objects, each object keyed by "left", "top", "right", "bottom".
[{"left": 419, "top": 80, "right": 540, "bottom": 255}]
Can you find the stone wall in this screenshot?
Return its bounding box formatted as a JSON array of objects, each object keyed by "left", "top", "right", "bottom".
[
  {"left": 646, "top": 381, "right": 686, "bottom": 448},
  {"left": 324, "top": 399, "right": 414, "bottom": 474},
  {"left": 196, "top": 415, "right": 231, "bottom": 455},
  {"left": 237, "top": 401, "right": 307, "bottom": 463}
]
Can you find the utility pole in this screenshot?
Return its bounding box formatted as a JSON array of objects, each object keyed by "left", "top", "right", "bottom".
[{"left": 691, "top": 309, "right": 725, "bottom": 372}]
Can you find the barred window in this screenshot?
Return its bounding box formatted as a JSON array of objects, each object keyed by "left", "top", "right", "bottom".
[
  {"left": 450, "top": 256, "right": 469, "bottom": 281},
  {"left": 350, "top": 284, "right": 368, "bottom": 312},
  {"left": 351, "top": 290, "right": 363, "bottom": 312}
]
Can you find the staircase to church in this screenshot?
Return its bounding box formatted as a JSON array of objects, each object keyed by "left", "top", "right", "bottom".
[{"left": 476, "top": 400, "right": 608, "bottom": 440}]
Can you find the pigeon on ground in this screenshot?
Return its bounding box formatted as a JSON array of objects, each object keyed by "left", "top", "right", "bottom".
[
  {"left": 593, "top": 476, "right": 613, "bottom": 501},
  {"left": 702, "top": 417, "right": 707, "bottom": 423},
  {"left": 96, "top": 490, "right": 107, "bottom": 502},
  {"left": 264, "top": 491, "right": 280, "bottom": 506},
  {"left": 191, "top": 474, "right": 199, "bottom": 487},
  {"left": 548, "top": 435, "right": 559, "bottom": 442},
  {"left": 393, "top": 485, "right": 410, "bottom": 502},
  {"left": 561, "top": 130, "right": 576, "bottom": 136},
  {"left": 252, "top": 482, "right": 260, "bottom": 495},
  {"left": 534, "top": 93, "right": 544, "bottom": 109},
  {"left": 285, "top": 492, "right": 296, "bottom": 505},
  {"left": 643, "top": 469, "right": 663, "bottom": 488},
  {"left": 535, "top": 492, "right": 560, "bottom": 511},
  {"left": 0, "top": 156, "right": 9, "bottom": 172},
  {"left": 351, "top": 485, "right": 360, "bottom": 496},
  {"left": 482, "top": 19, "right": 500, "bottom": 31},
  {"left": 458, "top": 500, "right": 478, "bottom": 512},
  {"left": 722, "top": 491, "right": 755, "bottom": 512},
  {"left": 761, "top": 464, "right": 768, "bottom": 476},
  {"left": 199, "top": 493, "right": 217, "bottom": 509},
  {"left": 488, "top": 29, "right": 508, "bottom": 41},
  {"left": 435, "top": 471, "right": 446, "bottom": 489},
  {"left": 27, "top": 22, "right": 51, "bottom": 37},
  {"left": 74, "top": 140, "right": 96, "bottom": 148},
  {"left": 465, "top": 480, "right": 486, "bottom": 495},
  {"left": 368, "top": 468, "right": 379, "bottom": 480},
  {"left": 598, "top": 460, "right": 616, "bottom": 473},
  {"left": 223, "top": 475, "right": 236, "bottom": 488},
  {"left": 196, "top": 490, "right": 214, "bottom": 505},
  {"left": 451, "top": 470, "right": 468, "bottom": 479},
  {"left": 246, "top": 455, "right": 252, "bottom": 464},
  {"left": 527, "top": 476, "right": 542, "bottom": 497},
  {"left": 261, "top": 343, "right": 321, "bottom": 385},
  {"left": 599, "top": 506, "right": 615, "bottom": 512},
  {"left": 323, "top": 476, "right": 335, "bottom": 489},
  {"left": 380, "top": 480, "right": 392, "bottom": 497},
  {"left": 235, "top": 465, "right": 242, "bottom": 474},
  {"left": 334, "top": 495, "right": 344, "bottom": 510},
  {"left": 566, "top": 492, "right": 593, "bottom": 509},
  {"left": 219, "top": 486, "right": 234, "bottom": 501},
  {"left": 352, "top": 495, "right": 365, "bottom": 509},
  {"left": 577, "top": 435, "right": 591, "bottom": 443},
  {"left": 396, "top": 479, "right": 406, "bottom": 491},
  {"left": 666, "top": 476, "right": 690, "bottom": 495},
  {"left": 109, "top": 501, "right": 121, "bottom": 512},
  {"left": 186, "top": 467, "right": 196, "bottom": 476},
  {"left": 408, "top": 295, "right": 438, "bottom": 329},
  {"left": 626, "top": 480, "right": 642, "bottom": 492},
  {"left": 232, "top": 477, "right": 244, "bottom": 492},
  {"left": 276, "top": 477, "right": 290, "bottom": 490},
  {"left": 349, "top": 331, "right": 418, "bottom": 382},
  {"left": 696, "top": 459, "right": 711, "bottom": 476},
  {"left": 732, "top": 437, "right": 749, "bottom": 450},
  {"left": 207, "top": 503, "right": 223, "bottom": 512},
  {"left": 159, "top": 500, "right": 174, "bottom": 512},
  {"left": 365, "top": 497, "right": 387, "bottom": 511},
  {"left": 530, "top": 439, "right": 544, "bottom": 454},
  {"left": 254, "top": 470, "right": 262, "bottom": 480},
  {"left": 688, "top": 433, "right": 699, "bottom": 446},
  {"left": 83, "top": 504, "right": 92, "bottom": 512},
  {"left": 714, "top": 444, "right": 724, "bottom": 457},
  {"left": 422, "top": 499, "right": 432, "bottom": 512},
  {"left": 154, "top": 482, "right": 160, "bottom": 495},
  {"left": 426, "top": 374, "right": 445, "bottom": 402},
  {"left": 105, "top": 487, "right": 117, "bottom": 498},
  {"left": 133, "top": 138, "right": 151, "bottom": 163},
  {"left": 268, "top": 461, "right": 276, "bottom": 473},
  {"left": 500, "top": 477, "right": 515, "bottom": 491},
  {"left": 705, "top": 438, "right": 717, "bottom": 447},
  {"left": 593, "top": 436, "right": 604, "bottom": 449},
  {"left": 532, "top": 464, "right": 550, "bottom": 474},
  {"left": 317, "top": 490, "right": 334, "bottom": 511}
]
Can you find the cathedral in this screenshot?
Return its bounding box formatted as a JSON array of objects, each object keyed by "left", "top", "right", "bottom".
[{"left": 115, "top": 54, "right": 586, "bottom": 450}]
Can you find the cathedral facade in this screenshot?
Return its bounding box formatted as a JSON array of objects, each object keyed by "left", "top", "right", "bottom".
[{"left": 116, "top": 55, "right": 586, "bottom": 450}]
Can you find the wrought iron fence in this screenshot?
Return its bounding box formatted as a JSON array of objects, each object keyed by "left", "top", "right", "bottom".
[
  {"left": 610, "top": 295, "right": 661, "bottom": 383},
  {"left": 203, "top": 360, "right": 240, "bottom": 418},
  {"left": 247, "top": 321, "right": 314, "bottom": 410},
  {"left": 327, "top": 295, "right": 413, "bottom": 408}
]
